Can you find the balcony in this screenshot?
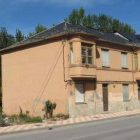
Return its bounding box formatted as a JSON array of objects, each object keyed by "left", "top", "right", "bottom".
[{"left": 70, "top": 64, "right": 96, "bottom": 79}]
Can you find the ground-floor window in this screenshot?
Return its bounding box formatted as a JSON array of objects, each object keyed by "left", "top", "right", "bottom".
[
  {"left": 123, "top": 84, "right": 129, "bottom": 101},
  {"left": 75, "top": 84, "right": 85, "bottom": 103}
]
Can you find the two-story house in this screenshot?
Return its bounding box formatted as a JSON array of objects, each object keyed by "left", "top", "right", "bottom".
[{"left": 1, "top": 22, "right": 140, "bottom": 117}]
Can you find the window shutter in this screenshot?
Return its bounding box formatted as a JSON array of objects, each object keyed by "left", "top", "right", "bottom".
[
  {"left": 102, "top": 50, "right": 109, "bottom": 67},
  {"left": 75, "top": 84, "right": 84, "bottom": 103},
  {"left": 121, "top": 53, "right": 127, "bottom": 68},
  {"left": 135, "top": 54, "right": 138, "bottom": 70},
  {"left": 123, "top": 85, "right": 129, "bottom": 101}
]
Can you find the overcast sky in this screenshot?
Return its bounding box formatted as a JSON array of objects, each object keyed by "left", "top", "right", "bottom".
[{"left": 0, "top": 0, "right": 140, "bottom": 36}]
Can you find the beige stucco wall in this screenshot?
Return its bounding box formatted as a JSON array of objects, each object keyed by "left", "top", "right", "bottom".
[
  {"left": 2, "top": 34, "right": 140, "bottom": 117},
  {"left": 2, "top": 39, "right": 70, "bottom": 117}
]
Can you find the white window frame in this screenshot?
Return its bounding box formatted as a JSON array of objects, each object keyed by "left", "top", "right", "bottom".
[
  {"left": 101, "top": 49, "right": 109, "bottom": 67},
  {"left": 70, "top": 43, "right": 74, "bottom": 64},
  {"left": 121, "top": 52, "right": 127, "bottom": 68},
  {"left": 75, "top": 84, "right": 85, "bottom": 103}
]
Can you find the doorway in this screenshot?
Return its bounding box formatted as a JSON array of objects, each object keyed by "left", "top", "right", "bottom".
[{"left": 102, "top": 84, "right": 108, "bottom": 111}]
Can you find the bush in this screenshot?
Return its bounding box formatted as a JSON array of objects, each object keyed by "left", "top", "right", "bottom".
[
  {"left": 55, "top": 113, "right": 69, "bottom": 120},
  {"left": 42, "top": 100, "right": 57, "bottom": 119},
  {"left": 25, "top": 117, "right": 42, "bottom": 123}
]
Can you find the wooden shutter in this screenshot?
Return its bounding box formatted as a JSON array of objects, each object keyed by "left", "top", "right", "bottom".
[
  {"left": 121, "top": 53, "right": 127, "bottom": 68},
  {"left": 123, "top": 84, "right": 129, "bottom": 101},
  {"left": 102, "top": 50, "right": 109, "bottom": 67},
  {"left": 135, "top": 54, "right": 138, "bottom": 70},
  {"left": 75, "top": 84, "right": 84, "bottom": 103}
]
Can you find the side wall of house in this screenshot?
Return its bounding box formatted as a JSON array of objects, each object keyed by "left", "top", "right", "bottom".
[{"left": 2, "top": 39, "right": 70, "bottom": 117}]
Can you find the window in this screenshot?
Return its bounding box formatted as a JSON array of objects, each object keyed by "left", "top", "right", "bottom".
[
  {"left": 81, "top": 43, "right": 93, "bottom": 64},
  {"left": 102, "top": 50, "right": 109, "bottom": 67},
  {"left": 123, "top": 84, "right": 129, "bottom": 101},
  {"left": 121, "top": 53, "right": 127, "bottom": 68},
  {"left": 134, "top": 53, "right": 138, "bottom": 70},
  {"left": 75, "top": 84, "right": 85, "bottom": 103},
  {"left": 70, "top": 43, "right": 74, "bottom": 64}
]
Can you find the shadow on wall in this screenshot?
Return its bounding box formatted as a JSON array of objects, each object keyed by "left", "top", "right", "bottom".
[{"left": 96, "top": 48, "right": 100, "bottom": 59}]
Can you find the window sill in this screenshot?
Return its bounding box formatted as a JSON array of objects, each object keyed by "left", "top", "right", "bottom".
[
  {"left": 122, "top": 67, "right": 128, "bottom": 69},
  {"left": 75, "top": 102, "right": 87, "bottom": 105},
  {"left": 102, "top": 66, "right": 110, "bottom": 68},
  {"left": 123, "top": 100, "right": 130, "bottom": 102}
]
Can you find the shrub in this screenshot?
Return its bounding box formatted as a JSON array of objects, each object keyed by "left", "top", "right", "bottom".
[
  {"left": 55, "top": 113, "right": 69, "bottom": 120},
  {"left": 42, "top": 100, "right": 56, "bottom": 119}
]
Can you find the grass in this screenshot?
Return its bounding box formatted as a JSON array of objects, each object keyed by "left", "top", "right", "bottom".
[
  {"left": 6, "top": 115, "right": 43, "bottom": 125},
  {"left": 0, "top": 107, "right": 42, "bottom": 124}
]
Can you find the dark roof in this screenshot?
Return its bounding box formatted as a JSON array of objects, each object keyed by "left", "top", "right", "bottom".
[
  {"left": 1, "top": 22, "right": 140, "bottom": 52},
  {"left": 115, "top": 31, "right": 140, "bottom": 43}
]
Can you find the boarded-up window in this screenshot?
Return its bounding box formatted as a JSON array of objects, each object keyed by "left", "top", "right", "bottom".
[
  {"left": 123, "top": 84, "right": 129, "bottom": 101},
  {"left": 121, "top": 53, "right": 127, "bottom": 68},
  {"left": 102, "top": 50, "right": 109, "bottom": 67},
  {"left": 75, "top": 84, "right": 84, "bottom": 103},
  {"left": 135, "top": 53, "right": 138, "bottom": 70},
  {"left": 70, "top": 43, "right": 74, "bottom": 64}
]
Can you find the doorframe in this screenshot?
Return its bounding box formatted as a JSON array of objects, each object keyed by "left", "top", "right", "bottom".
[{"left": 102, "top": 84, "right": 109, "bottom": 112}]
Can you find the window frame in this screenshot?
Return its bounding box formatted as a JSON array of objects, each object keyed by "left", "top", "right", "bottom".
[
  {"left": 134, "top": 53, "right": 138, "bottom": 70},
  {"left": 75, "top": 83, "right": 85, "bottom": 104},
  {"left": 122, "top": 84, "right": 129, "bottom": 102},
  {"left": 121, "top": 52, "right": 127, "bottom": 69},
  {"left": 101, "top": 49, "right": 110, "bottom": 67},
  {"left": 81, "top": 43, "right": 93, "bottom": 65},
  {"left": 70, "top": 43, "right": 74, "bottom": 64}
]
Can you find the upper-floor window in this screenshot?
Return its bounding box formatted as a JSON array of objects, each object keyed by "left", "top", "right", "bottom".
[
  {"left": 121, "top": 52, "right": 127, "bottom": 68},
  {"left": 70, "top": 43, "right": 74, "bottom": 64},
  {"left": 81, "top": 43, "right": 93, "bottom": 64},
  {"left": 134, "top": 53, "right": 138, "bottom": 70},
  {"left": 102, "top": 50, "right": 109, "bottom": 67}
]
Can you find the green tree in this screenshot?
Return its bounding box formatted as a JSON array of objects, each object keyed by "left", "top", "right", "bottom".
[
  {"left": 28, "top": 24, "right": 47, "bottom": 37},
  {"left": 15, "top": 29, "right": 24, "bottom": 42},
  {"left": 65, "top": 8, "right": 136, "bottom": 34},
  {"left": 0, "top": 27, "right": 15, "bottom": 49}
]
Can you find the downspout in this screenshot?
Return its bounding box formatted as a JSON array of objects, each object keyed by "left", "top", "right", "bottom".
[
  {"left": 62, "top": 39, "right": 68, "bottom": 82},
  {"left": 132, "top": 51, "right": 135, "bottom": 94}
]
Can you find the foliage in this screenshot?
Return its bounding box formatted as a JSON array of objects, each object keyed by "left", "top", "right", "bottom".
[
  {"left": 42, "top": 100, "right": 57, "bottom": 119},
  {"left": 0, "top": 27, "right": 15, "bottom": 49},
  {"left": 15, "top": 29, "right": 24, "bottom": 42},
  {"left": 28, "top": 24, "right": 47, "bottom": 37},
  {"left": 65, "top": 7, "right": 136, "bottom": 34},
  {"left": 55, "top": 113, "right": 69, "bottom": 120},
  {"left": 0, "top": 106, "right": 2, "bottom": 119}
]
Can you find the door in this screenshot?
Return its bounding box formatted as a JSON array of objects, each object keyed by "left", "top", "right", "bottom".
[
  {"left": 102, "top": 84, "right": 108, "bottom": 111},
  {"left": 75, "top": 84, "right": 84, "bottom": 103}
]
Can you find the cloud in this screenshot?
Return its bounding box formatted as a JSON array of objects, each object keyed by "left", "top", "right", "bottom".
[{"left": 1, "top": 0, "right": 121, "bottom": 7}]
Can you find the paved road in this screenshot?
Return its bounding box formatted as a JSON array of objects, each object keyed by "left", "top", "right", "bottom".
[{"left": 1, "top": 114, "right": 140, "bottom": 140}]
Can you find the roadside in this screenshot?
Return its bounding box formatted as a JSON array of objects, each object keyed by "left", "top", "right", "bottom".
[{"left": 0, "top": 109, "right": 140, "bottom": 135}]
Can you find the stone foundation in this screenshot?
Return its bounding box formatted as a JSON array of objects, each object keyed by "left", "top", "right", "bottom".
[{"left": 69, "top": 101, "right": 140, "bottom": 117}]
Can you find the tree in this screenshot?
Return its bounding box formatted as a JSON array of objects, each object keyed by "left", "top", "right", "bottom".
[
  {"left": 65, "top": 8, "right": 136, "bottom": 34},
  {"left": 15, "top": 29, "right": 24, "bottom": 42},
  {"left": 28, "top": 24, "right": 47, "bottom": 37},
  {"left": 0, "top": 27, "right": 15, "bottom": 49},
  {"left": 66, "top": 7, "right": 85, "bottom": 25}
]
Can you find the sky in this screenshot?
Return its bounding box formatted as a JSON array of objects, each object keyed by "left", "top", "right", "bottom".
[{"left": 0, "top": 0, "right": 140, "bottom": 36}]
